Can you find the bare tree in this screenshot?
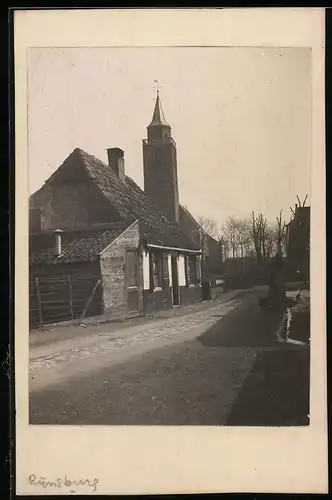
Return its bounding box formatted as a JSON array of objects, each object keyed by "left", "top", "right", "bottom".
[
  {"left": 223, "top": 238, "right": 230, "bottom": 260},
  {"left": 263, "top": 225, "right": 276, "bottom": 259},
  {"left": 215, "top": 234, "right": 225, "bottom": 262},
  {"left": 250, "top": 211, "right": 268, "bottom": 264},
  {"left": 196, "top": 216, "right": 217, "bottom": 263},
  {"left": 197, "top": 216, "right": 217, "bottom": 238},
  {"left": 276, "top": 209, "right": 286, "bottom": 255},
  {"left": 236, "top": 219, "right": 252, "bottom": 258},
  {"left": 218, "top": 234, "right": 230, "bottom": 261},
  {"left": 222, "top": 216, "right": 240, "bottom": 258}
]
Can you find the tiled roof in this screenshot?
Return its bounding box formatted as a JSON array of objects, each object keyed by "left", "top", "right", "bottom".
[
  {"left": 179, "top": 204, "right": 220, "bottom": 246},
  {"left": 30, "top": 148, "right": 200, "bottom": 251},
  {"left": 29, "top": 227, "right": 125, "bottom": 265},
  {"left": 179, "top": 205, "right": 200, "bottom": 227},
  {"left": 77, "top": 149, "right": 199, "bottom": 250}
]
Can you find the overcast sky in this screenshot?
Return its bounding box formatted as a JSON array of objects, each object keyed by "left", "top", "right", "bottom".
[{"left": 28, "top": 46, "right": 311, "bottom": 227}]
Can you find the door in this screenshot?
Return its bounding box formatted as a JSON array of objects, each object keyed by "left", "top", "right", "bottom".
[
  {"left": 125, "top": 249, "right": 142, "bottom": 316},
  {"left": 171, "top": 255, "right": 180, "bottom": 306}
]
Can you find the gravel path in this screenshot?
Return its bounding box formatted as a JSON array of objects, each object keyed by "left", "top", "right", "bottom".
[{"left": 29, "top": 297, "right": 242, "bottom": 390}]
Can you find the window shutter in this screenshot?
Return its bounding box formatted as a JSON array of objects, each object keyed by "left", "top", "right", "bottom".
[
  {"left": 156, "top": 251, "right": 162, "bottom": 287},
  {"left": 184, "top": 254, "right": 189, "bottom": 287},
  {"left": 162, "top": 252, "right": 169, "bottom": 287},
  {"left": 149, "top": 251, "right": 154, "bottom": 291},
  {"left": 195, "top": 256, "right": 201, "bottom": 284}
]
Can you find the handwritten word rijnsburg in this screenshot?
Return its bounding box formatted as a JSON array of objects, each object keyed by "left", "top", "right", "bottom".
[{"left": 28, "top": 474, "right": 99, "bottom": 492}]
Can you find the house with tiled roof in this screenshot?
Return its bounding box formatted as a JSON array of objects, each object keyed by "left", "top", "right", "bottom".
[
  {"left": 285, "top": 205, "right": 310, "bottom": 282},
  {"left": 29, "top": 92, "right": 205, "bottom": 327}
]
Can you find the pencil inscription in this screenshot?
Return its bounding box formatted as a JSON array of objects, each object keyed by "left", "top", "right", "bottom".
[{"left": 28, "top": 474, "right": 99, "bottom": 492}]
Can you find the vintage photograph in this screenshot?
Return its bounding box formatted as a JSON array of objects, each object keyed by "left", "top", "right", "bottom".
[{"left": 28, "top": 46, "right": 311, "bottom": 426}]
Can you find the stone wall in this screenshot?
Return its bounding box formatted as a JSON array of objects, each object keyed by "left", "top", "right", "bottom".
[{"left": 100, "top": 221, "right": 142, "bottom": 319}]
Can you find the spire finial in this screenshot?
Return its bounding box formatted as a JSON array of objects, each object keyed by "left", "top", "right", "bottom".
[
  {"left": 153, "top": 79, "right": 162, "bottom": 94},
  {"left": 148, "top": 80, "right": 169, "bottom": 127}
]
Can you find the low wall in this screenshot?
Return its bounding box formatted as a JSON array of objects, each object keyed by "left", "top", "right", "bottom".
[
  {"left": 179, "top": 285, "right": 202, "bottom": 306},
  {"left": 143, "top": 287, "right": 173, "bottom": 314}
]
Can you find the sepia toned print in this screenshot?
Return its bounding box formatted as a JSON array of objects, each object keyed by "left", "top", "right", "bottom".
[
  {"left": 27, "top": 46, "right": 311, "bottom": 426},
  {"left": 15, "top": 8, "right": 327, "bottom": 496}
]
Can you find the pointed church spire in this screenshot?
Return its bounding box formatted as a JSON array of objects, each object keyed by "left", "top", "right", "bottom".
[
  {"left": 148, "top": 90, "right": 169, "bottom": 127},
  {"left": 143, "top": 87, "right": 179, "bottom": 222}
]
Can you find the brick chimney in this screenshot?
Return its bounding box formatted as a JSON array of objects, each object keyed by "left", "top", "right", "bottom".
[{"left": 107, "top": 148, "right": 125, "bottom": 182}]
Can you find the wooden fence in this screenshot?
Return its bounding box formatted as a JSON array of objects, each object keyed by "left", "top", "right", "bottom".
[{"left": 29, "top": 274, "right": 103, "bottom": 328}]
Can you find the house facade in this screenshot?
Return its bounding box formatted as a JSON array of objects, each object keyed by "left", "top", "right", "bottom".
[{"left": 285, "top": 205, "right": 310, "bottom": 282}]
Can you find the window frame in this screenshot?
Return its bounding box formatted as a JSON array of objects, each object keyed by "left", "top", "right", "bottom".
[
  {"left": 186, "top": 253, "right": 200, "bottom": 287},
  {"left": 149, "top": 249, "right": 164, "bottom": 291}
]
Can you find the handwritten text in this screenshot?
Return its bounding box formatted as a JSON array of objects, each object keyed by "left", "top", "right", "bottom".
[{"left": 28, "top": 474, "right": 99, "bottom": 492}]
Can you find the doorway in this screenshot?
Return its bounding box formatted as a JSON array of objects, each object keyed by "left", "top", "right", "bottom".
[
  {"left": 125, "top": 249, "right": 142, "bottom": 316},
  {"left": 171, "top": 255, "right": 180, "bottom": 306}
]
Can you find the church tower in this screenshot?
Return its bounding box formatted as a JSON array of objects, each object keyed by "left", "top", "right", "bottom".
[{"left": 143, "top": 91, "right": 180, "bottom": 223}]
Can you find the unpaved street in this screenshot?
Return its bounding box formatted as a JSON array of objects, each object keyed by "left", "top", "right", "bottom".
[{"left": 29, "top": 290, "right": 310, "bottom": 426}]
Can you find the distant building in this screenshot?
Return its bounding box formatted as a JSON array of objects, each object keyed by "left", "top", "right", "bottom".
[
  {"left": 285, "top": 205, "right": 310, "bottom": 282},
  {"left": 178, "top": 205, "right": 223, "bottom": 281}
]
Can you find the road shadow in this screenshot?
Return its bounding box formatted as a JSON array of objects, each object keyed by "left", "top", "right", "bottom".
[
  {"left": 226, "top": 347, "right": 310, "bottom": 426},
  {"left": 197, "top": 299, "right": 285, "bottom": 348},
  {"left": 197, "top": 295, "right": 310, "bottom": 426}
]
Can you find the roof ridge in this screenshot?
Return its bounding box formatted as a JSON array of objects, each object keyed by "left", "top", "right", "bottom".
[
  {"left": 80, "top": 148, "right": 106, "bottom": 165},
  {"left": 179, "top": 204, "right": 200, "bottom": 226},
  {"left": 30, "top": 148, "right": 86, "bottom": 199}
]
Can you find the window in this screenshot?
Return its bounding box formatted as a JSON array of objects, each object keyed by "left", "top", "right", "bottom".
[
  {"left": 195, "top": 257, "right": 202, "bottom": 283},
  {"left": 186, "top": 254, "right": 199, "bottom": 286},
  {"left": 149, "top": 250, "right": 163, "bottom": 290}
]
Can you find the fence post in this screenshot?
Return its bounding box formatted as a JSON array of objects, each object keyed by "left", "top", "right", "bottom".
[
  {"left": 80, "top": 279, "right": 101, "bottom": 320},
  {"left": 35, "top": 277, "right": 43, "bottom": 327},
  {"left": 68, "top": 276, "right": 74, "bottom": 319}
]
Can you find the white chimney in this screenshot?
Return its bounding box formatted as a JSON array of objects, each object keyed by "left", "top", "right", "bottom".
[{"left": 54, "top": 229, "right": 64, "bottom": 256}]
